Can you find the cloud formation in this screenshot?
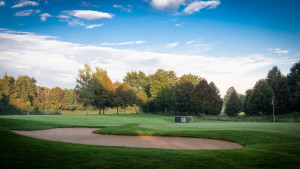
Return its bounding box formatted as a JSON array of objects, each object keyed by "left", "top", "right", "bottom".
[
  {"left": 85, "top": 23, "right": 104, "bottom": 29},
  {"left": 40, "top": 13, "right": 51, "bottom": 21},
  {"left": 14, "top": 10, "right": 41, "bottom": 16},
  {"left": 0, "top": 29, "right": 294, "bottom": 95},
  {"left": 166, "top": 42, "right": 179, "bottom": 48},
  {"left": 268, "top": 48, "right": 289, "bottom": 54},
  {"left": 64, "top": 10, "right": 113, "bottom": 21},
  {"left": 0, "top": 1, "right": 5, "bottom": 6},
  {"left": 113, "top": 4, "right": 132, "bottom": 12},
  {"left": 151, "top": 0, "right": 185, "bottom": 10},
  {"left": 12, "top": 1, "right": 39, "bottom": 8},
  {"left": 183, "top": 0, "right": 221, "bottom": 14},
  {"left": 101, "top": 41, "right": 146, "bottom": 46}
]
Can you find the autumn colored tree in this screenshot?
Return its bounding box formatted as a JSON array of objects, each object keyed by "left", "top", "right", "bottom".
[
  {"left": 97, "top": 72, "right": 116, "bottom": 114},
  {"left": 0, "top": 73, "right": 15, "bottom": 105},
  {"left": 47, "top": 87, "right": 65, "bottom": 111},
  {"left": 182, "top": 73, "right": 201, "bottom": 85},
  {"left": 11, "top": 75, "right": 36, "bottom": 110}
]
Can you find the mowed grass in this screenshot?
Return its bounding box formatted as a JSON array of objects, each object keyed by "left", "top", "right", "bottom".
[{"left": 0, "top": 114, "right": 299, "bottom": 169}]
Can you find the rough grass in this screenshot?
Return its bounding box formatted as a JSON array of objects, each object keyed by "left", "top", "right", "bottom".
[{"left": 0, "top": 114, "right": 299, "bottom": 169}]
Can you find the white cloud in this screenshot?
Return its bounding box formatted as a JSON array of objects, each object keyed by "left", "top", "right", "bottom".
[
  {"left": 85, "top": 23, "right": 104, "bottom": 29},
  {"left": 175, "top": 23, "right": 183, "bottom": 27},
  {"left": 150, "top": 0, "right": 185, "bottom": 10},
  {"left": 0, "top": 29, "right": 295, "bottom": 96},
  {"left": 14, "top": 10, "right": 41, "bottom": 16},
  {"left": 12, "top": 1, "right": 39, "bottom": 8},
  {"left": 64, "top": 10, "right": 113, "bottom": 21},
  {"left": 113, "top": 4, "right": 132, "bottom": 12},
  {"left": 185, "top": 40, "right": 196, "bottom": 45},
  {"left": 183, "top": 0, "right": 221, "bottom": 14},
  {"left": 268, "top": 48, "right": 289, "bottom": 54},
  {"left": 40, "top": 13, "right": 51, "bottom": 22},
  {"left": 166, "top": 42, "right": 179, "bottom": 48},
  {"left": 0, "top": 1, "right": 5, "bottom": 6},
  {"left": 101, "top": 41, "right": 146, "bottom": 46}
]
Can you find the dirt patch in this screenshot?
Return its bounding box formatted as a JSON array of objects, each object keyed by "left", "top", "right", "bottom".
[{"left": 13, "top": 128, "right": 243, "bottom": 150}]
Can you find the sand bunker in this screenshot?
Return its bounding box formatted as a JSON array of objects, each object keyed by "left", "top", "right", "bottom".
[{"left": 13, "top": 128, "right": 243, "bottom": 150}]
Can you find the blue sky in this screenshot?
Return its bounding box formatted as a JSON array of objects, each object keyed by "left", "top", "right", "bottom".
[{"left": 0, "top": 0, "right": 299, "bottom": 96}]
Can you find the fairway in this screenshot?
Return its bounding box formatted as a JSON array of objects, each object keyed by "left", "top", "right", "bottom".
[{"left": 0, "top": 114, "right": 300, "bottom": 168}]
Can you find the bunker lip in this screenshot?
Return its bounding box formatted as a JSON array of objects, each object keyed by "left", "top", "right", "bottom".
[{"left": 12, "top": 128, "right": 244, "bottom": 150}]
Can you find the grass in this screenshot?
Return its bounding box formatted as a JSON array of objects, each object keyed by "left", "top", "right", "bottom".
[{"left": 0, "top": 113, "right": 299, "bottom": 168}]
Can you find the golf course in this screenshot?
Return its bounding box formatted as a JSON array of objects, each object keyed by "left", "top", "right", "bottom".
[{"left": 0, "top": 114, "right": 299, "bottom": 168}]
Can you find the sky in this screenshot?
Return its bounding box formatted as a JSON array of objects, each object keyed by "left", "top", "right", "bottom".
[{"left": 0, "top": 0, "right": 299, "bottom": 96}]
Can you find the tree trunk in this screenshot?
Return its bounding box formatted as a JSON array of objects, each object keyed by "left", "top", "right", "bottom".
[
  {"left": 136, "top": 106, "right": 139, "bottom": 114},
  {"left": 103, "top": 109, "right": 105, "bottom": 114},
  {"left": 124, "top": 107, "right": 126, "bottom": 114},
  {"left": 164, "top": 106, "right": 168, "bottom": 113},
  {"left": 117, "top": 106, "right": 118, "bottom": 114},
  {"left": 86, "top": 107, "right": 88, "bottom": 115}
]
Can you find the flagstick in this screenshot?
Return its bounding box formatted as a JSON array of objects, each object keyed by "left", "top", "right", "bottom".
[{"left": 273, "top": 102, "right": 275, "bottom": 123}]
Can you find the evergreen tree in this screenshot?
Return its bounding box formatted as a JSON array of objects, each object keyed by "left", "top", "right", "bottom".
[
  {"left": 221, "top": 87, "right": 235, "bottom": 113},
  {"left": 190, "top": 79, "right": 221, "bottom": 115},
  {"left": 267, "top": 66, "right": 290, "bottom": 114},
  {"left": 247, "top": 79, "right": 274, "bottom": 115},
  {"left": 244, "top": 89, "right": 252, "bottom": 114},
  {"left": 287, "top": 61, "right": 300, "bottom": 112},
  {"left": 206, "top": 82, "right": 222, "bottom": 115},
  {"left": 173, "top": 76, "right": 194, "bottom": 112},
  {"left": 224, "top": 88, "right": 241, "bottom": 116}
]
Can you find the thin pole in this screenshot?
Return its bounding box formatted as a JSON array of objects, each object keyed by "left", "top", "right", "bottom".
[{"left": 273, "top": 102, "right": 275, "bottom": 123}]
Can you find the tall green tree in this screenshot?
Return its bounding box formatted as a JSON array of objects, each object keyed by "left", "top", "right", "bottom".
[
  {"left": 221, "top": 87, "right": 236, "bottom": 113},
  {"left": 267, "top": 66, "right": 290, "bottom": 114},
  {"left": 244, "top": 89, "right": 252, "bottom": 114},
  {"left": 123, "top": 71, "right": 148, "bottom": 91},
  {"left": 247, "top": 79, "right": 274, "bottom": 115},
  {"left": 190, "top": 79, "right": 222, "bottom": 115},
  {"left": 136, "top": 90, "right": 148, "bottom": 113},
  {"left": 224, "top": 88, "right": 241, "bottom": 116},
  {"left": 116, "top": 83, "right": 136, "bottom": 114},
  {"left": 287, "top": 61, "right": 300, "bottom": 112},
  {"left": 75, "top": 64, "right": 94, "bottom": 115},
  {"left": 0, "top": 73, "right": 15, "bottom": 105},
  {"left": 47, "top": 87, "right": 65, "bottom": 111},
  {"left": 173, "top": 76, "right": 194, "bottom": 112},
  {"left": 148, "top": 69, "right": 177, "bottom": 112},
  {"left": 11, "top": 75, "right": 36, "bottom": 110},
  {"left": 206, "top": 82, "right": 223, "bottom": 115}
]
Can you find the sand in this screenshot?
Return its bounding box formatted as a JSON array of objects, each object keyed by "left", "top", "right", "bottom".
[{"left": 13, "top": 128, "right": 243, "bottom": 150}]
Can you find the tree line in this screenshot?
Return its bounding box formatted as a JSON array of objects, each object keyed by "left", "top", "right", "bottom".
[{"left": 0, "top": 61, "right": 299, "bottom": 116}]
